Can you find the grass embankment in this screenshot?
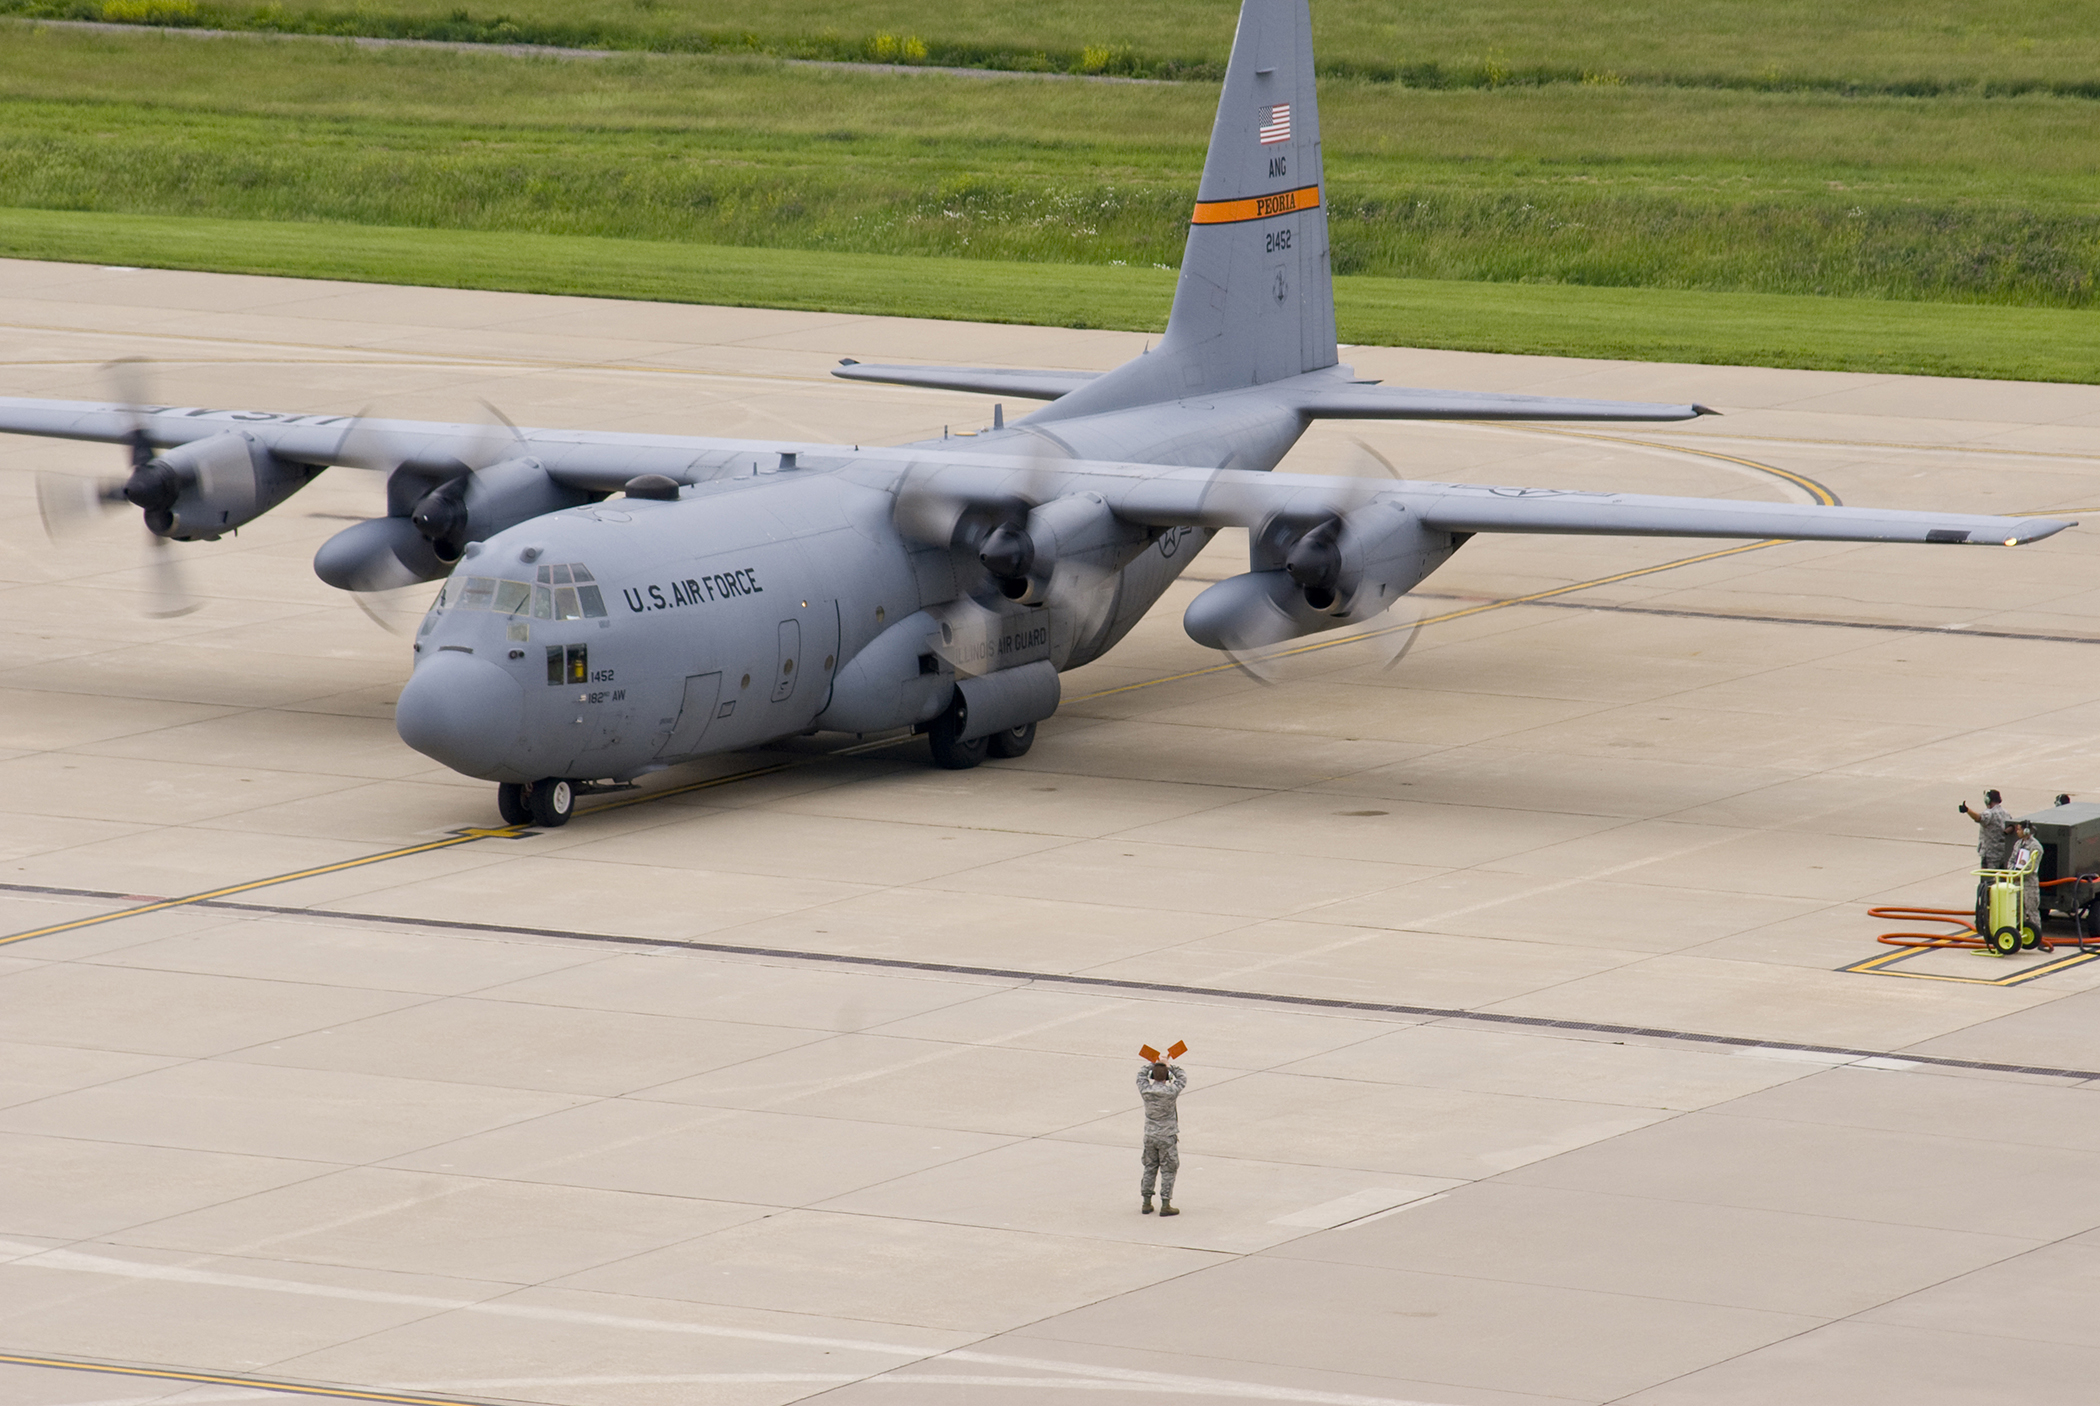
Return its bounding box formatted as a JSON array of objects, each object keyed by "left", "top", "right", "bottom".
[
  {"left": 2, "top": 23, "right": 2097, "bottom": 379},
  {"left": 10, "top": 0, "right": 2100, "bottom": 94},
  {"left": 11, "top": 209, "right": 2097, "bottom": 382},
  {"left": 6, "top": 31, "right": 2099, "bottom": 308}
]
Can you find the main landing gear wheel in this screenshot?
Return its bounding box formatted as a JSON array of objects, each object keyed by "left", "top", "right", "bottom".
[
  {"left": 1988, "top": 925, "right": 2022, "bottom": 957},
  {"left": 987, "top": 721, "right": 1036, "bottom": 759},
  {"left": 527, "top": 777, "right": 576, "bottom": 827},
  {"left": 926, "top": 697, "right": 988, "bottom": 770},
  {"left": 496, "top": 783, "right": 531, "bottom": 827}
]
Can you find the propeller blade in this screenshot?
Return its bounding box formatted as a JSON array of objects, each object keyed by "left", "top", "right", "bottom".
[
  {"left": 1222, "top": 603, "right": 1425, "bottom": 687},
  {"left": 1345, "top": 433, "right": 1403, "bottom": 483},
  {"left": 141, "top": 530, "right": 198, "bottom": 619},
  {"left": 103, "top": 356, "right": 153, "bottom": 422},
  {"left": 331, "top": 408, "right": 413, "bottom": 475},
  {"left": 35, "top": 472, "right": 127, "bottom": 541},
  {"left": 466, "top": 398, "right": 527, "bottom": 471},
  {"left": 892, "top": 467, "right": 972, "bottom": 548},
  {"left": 1373, "top": 606, "right": 1425, "bottom": 673}
]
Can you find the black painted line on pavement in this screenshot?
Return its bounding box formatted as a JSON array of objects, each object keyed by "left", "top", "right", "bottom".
[{"left": 3, "top": 878, "right": 2091, "bottom": 1084}]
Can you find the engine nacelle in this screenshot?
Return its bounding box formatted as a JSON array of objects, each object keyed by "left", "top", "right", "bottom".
[
  {"left": 1185, "top": 502, "right": 1457, "bottom": 650},
  {"left": 981, "top": 491, "right": 1148, "bottom": 603},
  {"left": 313, "top": 456, "right": 591, "bottom": 591},
  {"left": 146, "top": 432, "right": 323, "bottom": 541}
]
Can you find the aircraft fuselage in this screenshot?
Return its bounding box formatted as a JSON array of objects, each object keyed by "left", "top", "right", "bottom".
[{"left": 394, "top": 443, "right": 1241, "bottom": 785}]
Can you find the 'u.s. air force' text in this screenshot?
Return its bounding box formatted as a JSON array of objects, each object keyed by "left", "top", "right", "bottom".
[{"left": 622, "top": 569, "right": 763, "bottom": 613}]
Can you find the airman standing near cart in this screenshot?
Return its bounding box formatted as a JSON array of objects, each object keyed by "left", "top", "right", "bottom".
[
  {"left": 1962, "top": 790, "right": 2015, "bottom": 869},
  {"left": 2009, "top": 821, "right": 2045, "bottom": 936}
]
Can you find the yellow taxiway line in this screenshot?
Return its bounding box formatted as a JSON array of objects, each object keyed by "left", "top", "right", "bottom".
[
  {"left": 0, "top": 1350, "right": 491, "bottom": 1406},
  {"left": 0, "top": 829, "right": 520, "bottom": 948}
]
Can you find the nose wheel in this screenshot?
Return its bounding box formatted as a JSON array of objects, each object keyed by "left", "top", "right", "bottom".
[{"left": 497, "top": 778, "right": 576, "bottom": 827}]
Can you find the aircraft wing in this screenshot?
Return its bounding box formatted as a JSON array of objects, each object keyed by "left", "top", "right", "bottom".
[
  {"left": 1088, "top": 468, "right": 2073, "bottom": 547},
  {"left": 831, "top": 362, "right": 1098, "bottom": 400},
  {"left": 0, "top": 398, "right": 750, "bottom": 481},
  {"left": 2, "top": 397, "right": 2071, "bottom": 549},
  {"left": 1405, "top": 483, "right": 2068, "bottom": 545},
  {"left": 1295, "top": 386, "right": 1712, "bottom": 422},
  {"left": 828, "top": 364, "right": 1710, "bottom": 421}
]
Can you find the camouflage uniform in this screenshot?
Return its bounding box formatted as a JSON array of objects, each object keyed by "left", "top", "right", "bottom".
[
  {"left": 1975, "top": 804, "right": 2014, "bottom": 869},
  {"left": 1138, "top": 1064, "right": 1187, "bottom": 1203},
  {"left": 2010, "top": 831, "right": 2044, "bottom": 929}
]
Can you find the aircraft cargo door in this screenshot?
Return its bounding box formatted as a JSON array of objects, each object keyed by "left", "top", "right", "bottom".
[{"left": 654, "top": 671, "right": 723, "bottom": 759}]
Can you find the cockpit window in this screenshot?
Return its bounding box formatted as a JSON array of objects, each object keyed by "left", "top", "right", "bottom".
[{"left": 441, "top": 565, "right": 604, "bottom": 618}]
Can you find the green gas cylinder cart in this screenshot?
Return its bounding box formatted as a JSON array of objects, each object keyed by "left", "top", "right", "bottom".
[{"left": 1976, "top": 846, "right": 2043, "bottom": 957}]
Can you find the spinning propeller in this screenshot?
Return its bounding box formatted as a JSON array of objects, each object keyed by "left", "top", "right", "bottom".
[
  {"left": 333, "top": 398, "right": 528, "bottom": 563},
  {"left": 34, "top": 358, "right": 198, "bottom": 617},
  {"left": 1217, "top": 435, "right": 1422, "bottom": 685},
  {"left": 891, "top": 421, "right": 1128, "bottom": 674}
]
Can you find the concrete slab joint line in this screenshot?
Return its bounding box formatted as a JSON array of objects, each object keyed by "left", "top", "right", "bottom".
[
  {"left": 5, "top": 878, "right": 2092, "bottom": 1083},
  {"left": 0, "top": 1275, "right": 1463, "bottom": 1406}
]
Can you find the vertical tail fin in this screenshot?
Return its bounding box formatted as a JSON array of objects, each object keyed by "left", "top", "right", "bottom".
[
  {"left": 1168, "top": 0, "right": 1335, "bottom": 388},
  {"left": 1037, "top": 0, "right": 1334, "bottom": 421}
]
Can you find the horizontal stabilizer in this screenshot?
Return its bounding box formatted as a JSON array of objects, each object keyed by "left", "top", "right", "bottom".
[
  {"left": 832, "top": 362, "right": 1098, "bottom": 401},
  {"left": 1413, "top": 485, "right": 2073, "bottom": 545},
  {"left": 1298, "top": 386, "right": 1712, "bottom": 423}
]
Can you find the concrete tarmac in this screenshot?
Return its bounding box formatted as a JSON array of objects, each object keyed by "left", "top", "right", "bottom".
[{"left": 3, "top": 258, "right": 2099, "bottom": 1406}]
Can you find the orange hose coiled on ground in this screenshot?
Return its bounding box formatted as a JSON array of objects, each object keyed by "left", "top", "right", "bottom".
[{"left": 1871, "top": 877, "right": 2088, "bottom": 949}]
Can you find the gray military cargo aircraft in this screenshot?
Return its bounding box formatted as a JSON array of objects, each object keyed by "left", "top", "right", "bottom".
[{"left": 0, "top": 0, "right": 2073, "bottom": 827}]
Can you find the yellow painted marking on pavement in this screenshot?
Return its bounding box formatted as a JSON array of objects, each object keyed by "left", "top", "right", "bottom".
[
  {"left": 0, "top": 829, "right": 523, "bottom": 947},
  {"left": 1495, "top": 424, "right": 1841, "bottom": 506},
  {"left": 579, "top": 761, "right": 796, "bottom": 816},
  {"left": 0, "top": 1350, "right": 488, "bottom": 1406},
  {"left": 1842, "top": 945, "right": 2099, "bottom": 986},
  {"left": 1620, "top": 426, "right": 2100, "bottom": 465},
  {"left": 1190, "top": 184, "right": 1320, "bottom": 225},
  {"left": 0, "top": 750, "right": 911, "bottom": 946}
]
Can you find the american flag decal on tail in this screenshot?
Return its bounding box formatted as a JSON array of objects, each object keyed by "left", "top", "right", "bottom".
[{"left": 1257, "top": 103, "right": 1292, "bottom": 144}]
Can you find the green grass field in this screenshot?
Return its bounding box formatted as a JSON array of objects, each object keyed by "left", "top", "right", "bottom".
[
  {"left": 11, "top": 0, "right": 2100, "bottom": 93},
  {"left": 9, "top": 209, "right": 2097, "bottom": 383},
  {"left": 2, "top": 17, "right": 2097, "bottom": 380}
]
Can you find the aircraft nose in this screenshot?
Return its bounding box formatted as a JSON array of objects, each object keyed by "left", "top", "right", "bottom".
[{"left": 395, "top": 650, "right": 525, "bottom": 778}]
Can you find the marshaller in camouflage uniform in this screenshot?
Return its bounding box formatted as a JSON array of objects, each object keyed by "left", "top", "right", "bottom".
[
  {"left": 1138, "top": 1061, "right": 1187, "bottom": 1216},
  {"left": 1963, "top": 790, "right": 2015, "bottom": 869}
]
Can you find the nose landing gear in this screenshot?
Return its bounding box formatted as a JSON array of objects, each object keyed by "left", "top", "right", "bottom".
[{"left": 497, "top": 778, "right": 576, "bottom": 827}]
